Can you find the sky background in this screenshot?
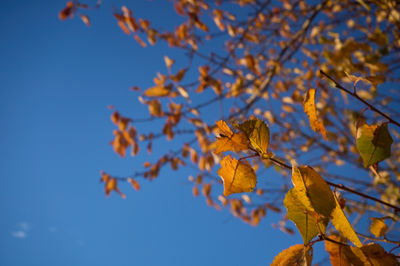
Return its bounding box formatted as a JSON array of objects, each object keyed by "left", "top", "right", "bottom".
[{"left": 0, "top": 1, "right": 310, "bottom": 265}]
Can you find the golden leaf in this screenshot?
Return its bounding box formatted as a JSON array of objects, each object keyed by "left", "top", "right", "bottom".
[
  {"left": 271, "top": 244, "right": 313, "bottom": 266},
  {"left": 143, "top": 85, "right": 171, "bottom": 97},
  {"left": 331, "top": 193, "right": 362, "bottom": 247},
  {"left": 214, "top": 120, "right": 249, "bottom": 154},
  {"left": 325, "top": 235, "right": 350, "bottom": 266},
  {"left": 217, "top": 155, "right": 256, "bottom": 196},
  {"left": 127, "top": 177, "right": 140, "bottom": 191},
  {"left": 369, "top": 217, "right": 388, "bottom": 238},
  {"left": 303, "top": 88, "right": 327, "bottom": 140}
]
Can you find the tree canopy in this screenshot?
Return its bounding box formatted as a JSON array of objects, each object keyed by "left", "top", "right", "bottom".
[{"left": 60, "top": 0, "right": 400, "bottom": 264}]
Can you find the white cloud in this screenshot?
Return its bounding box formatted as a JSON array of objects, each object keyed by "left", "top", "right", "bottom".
[
  {"left": 11, "top": 221, "right": 31, "bottom": 239},
  {"left": 12, "top": 230, "right": 27, "bottom": 239}
]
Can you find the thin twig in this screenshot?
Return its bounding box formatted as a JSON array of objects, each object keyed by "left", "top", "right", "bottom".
[
  {"left": 267, "top": 157, "right": 400, "bottom": 212},
  {"left": 319, "top": 70, "right": 400, "bottom": 128}
]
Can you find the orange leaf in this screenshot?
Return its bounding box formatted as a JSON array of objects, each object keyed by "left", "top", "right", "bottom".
[
  {"left": 215, "top": 120, "right": 249, "bottom": 154},
  {"left": 143, "top": 86, "right": 171, "bottom": 97},
  {"left": 272, "top": 244, "right": 313, "bottom": 266},
  {"left": 147, "top": 100, "right": 163, "bottom": 117},
  {"left": 127, "top": 178, "right": 140, "bottom": 191},
  {"left": 304, "top": 88, "right": 327, "bottom": 140},
  {"left": 217, "top": 155, "right": 256, "bottom": 196},
  {"left": 117, "top": 21, "right": 131, "bottom": 35},
  {"left": 59, "top": 1, "right": 74, "bottom": 20},
  {"left": 134, "top": 34, "right": 147, "bottom": 47},
  {"left": 101, "top": 173, "right": 126, "bottom": 198}
]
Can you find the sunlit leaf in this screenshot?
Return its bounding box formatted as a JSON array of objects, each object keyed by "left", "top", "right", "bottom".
[
  {"left": 291, "top": 166, "right": 336, "bottom": 218},
  {"left": 325, "top": 235, "right": 350, "bottom": 266},
  {"left": 127, "top": 177, "right": 140, "bottom": 191},
  {"left": 164, "top": 56, "right": 175, "bottom": 69},
  {"left": 331, "top": 193, "right": 362, "bottom": 247},
  {"left": 369, "top": 217, "right": 388, "bottom": 238},
  {"left": 326, "top": 240, "right": 398, "bottom": 266},
  {"left": 356, "top": 123, "right": 393, "bottom": 167},
  {"left": 271, "top": 244, "right": 313, "bottom": 266},
  {"left": 101, "top": 172, "right": 126, "bottom": 198},
  {"left": 143, "top": 85, "right": 171, "bottom": 97},
  {"left": 284, "top": 188, "right": 329, "bottom": 244},
  {"left": 217, "top": 155, "right": 256, "bottom": 196},
  {"left": 303, "top": 88, "right": 327, "bottom": 140},
  {"left": 214, "top": 120, "right": 249, "bottom": 154},
  {"left": 236, "top": 119, "right": 270, "bottom": 157}
]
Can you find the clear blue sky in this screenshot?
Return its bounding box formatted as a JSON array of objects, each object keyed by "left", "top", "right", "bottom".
[{"left": 0, "top": 1, "right": 313, "bottom": 265}]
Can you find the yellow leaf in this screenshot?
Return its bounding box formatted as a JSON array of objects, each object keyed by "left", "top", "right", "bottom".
[
  {"left": 143, "top": 85, "right": 171, "bottom": 97},
  {"left": 214, "top": 120, "right": 249, "bottom": 154},
  {"left": 147, "top": 100, "right": 163, "bottom": 117},
  {"left": 284, "top": 188, "right": 329, "bottom": 244},
  {"left": 271, "top": 244, "right": 313, "bottom": 266},
  {"left": 217, "top": 155, "right": 256, "bottom": 196},
  {"left": 236, "top": 119, "right": 269, "bottom": 157},
  {"left": 331, "top": 193, "right": 362, "bottom": 247},
  {"left": 303, "top": 88, "right": 327, "bottom": 140},
  {"left": 369, "top": 217, "right": 388, "bottom": 238},
  {"left": 291, "top": 166, "right": 336, "bottom": 218}
]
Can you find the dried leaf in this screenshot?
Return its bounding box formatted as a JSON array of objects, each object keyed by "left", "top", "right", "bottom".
[
  {"left": 271, "top": 244, "right": 313, "bottom": 266},
  {"left": 143, "top": 86, "right": 171, "bottom": 97},
  {"left": 369, "top": 217, "right": 388, "bottom": 238},
  {"left": 236, "top": 119, "right": 269, "bottom": 157},
  {"left": 217, "top": 155, "right": 256, "bottom": 196},
  {"left": 215, "top": 120, "right": 249, "bottom": 154},
  {"left": 304, "top": 88, "right": 327, "bottom": 140}
]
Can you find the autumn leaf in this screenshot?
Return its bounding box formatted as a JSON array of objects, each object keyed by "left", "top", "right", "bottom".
[
  {"left": 331, "top": 193, "right": 362, "bottom": 247},
  {"left": 164, "top": 56, "right": 175, "bottom": 69},
  {"left": 369, "top": 217, "right": 388, "bottom": 238},
  {"left": 271, "top": 244, "right": 313, "bottom": 266},
  {"left": 303, "top": 88, "right": 327, "bottom": 140},
  {"left": 291, "top": 166, "right": 336, "bottom": 218},
  {"left": 214, "top": 120, "right": 249, "bottom": 154},
  {"left": 325, "top": 235, "right": 350, "bottom": 266},
  {"left": 284, "top": 188, "right": 329, "bottom": 244},
  {"left": 356, "top": 122, "right": 393, "bottom": 167},
  {"left": 100, "top": 172, "right": 126, "bottom": 198},
  {"left": 217, "top": 155, "right": 256, "bottom": 196},
  {"left": 143, "top": 85, "right": 171, "bottom": 97},
  {"left": 326, "top": 240, "right": 398, "bottom": 266},
  {"left": 147, "top": 100, "right": 163, "bottom": 117},
  {"left": 127, "top": 177, "right": 140, "bottom": 191},
  {"left": 236, "top": 119, "right": 270, "bottom": 157},
  {"left": 59, "top": 1, "right": 74, "bottom": 21},
  {"left": 80, "top": 15, "right": 90, "bottom": 26}
]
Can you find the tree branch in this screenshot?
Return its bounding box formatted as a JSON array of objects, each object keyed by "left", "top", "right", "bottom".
[{"left": 319, "top": 70, "right": 400, "bottom": 128}]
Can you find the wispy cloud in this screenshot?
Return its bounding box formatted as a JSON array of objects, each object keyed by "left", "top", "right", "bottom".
[
  {"left": 11, "top": 222, "right": 31, "bottom": 239},
  {"left": 12, "top": 230, "right": 27, "bottom": 239}
]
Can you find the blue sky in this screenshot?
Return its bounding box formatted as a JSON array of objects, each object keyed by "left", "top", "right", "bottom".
[{"left": 0, "top": 1, "right": 306, "bottom": 265}]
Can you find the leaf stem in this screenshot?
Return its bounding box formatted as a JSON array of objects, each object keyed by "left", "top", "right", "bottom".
[{"left": 319, "top": 70, "right": 400, "bottom": 128}]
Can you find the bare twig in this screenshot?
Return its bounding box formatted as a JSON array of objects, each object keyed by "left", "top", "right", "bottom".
[{"left": 320, "top": 70, "right": 400, "bottom": 128}]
